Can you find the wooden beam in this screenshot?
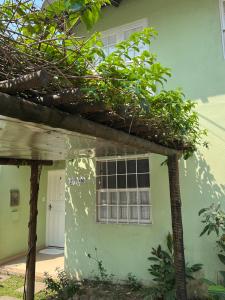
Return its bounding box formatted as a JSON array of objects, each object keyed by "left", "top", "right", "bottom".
[
  {"left": 0, "top": 70, "right": 49, "bottom": 94},
  {"left": 0, "top": 92, "right": 181, "bottom": 157},
  {"left": 25, "top": 162, "right": 42, "bottom": 300},
  {"left": 0, "top": 158, "right": 52, "bottom": 166},
  {"left": 167, "top": 154, "right": 187, "bottom": 300}
]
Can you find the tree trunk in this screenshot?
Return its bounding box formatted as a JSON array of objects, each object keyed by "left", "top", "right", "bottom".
[
  {"left": 167, "top": 154, "right": 187, "bottom": 300},
  {"left": 25, "top": 162, "right": 42, "bottom": 300}
]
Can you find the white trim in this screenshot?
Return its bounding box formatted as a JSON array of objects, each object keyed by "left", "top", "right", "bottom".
[
  {"left": 100, "top": 18, "right": 149, "bottom": 58},
  {"left": 219, "top": 0, "right": 225, "bottom": 58},
  {"left": 101, "top": 18, "right": 148, "bottom": 39},
  {"left": 95, "top": 156, "right": 151, "bottom": 225},
  {"left": 46, "top": 169, "right": 65, "bottom": 248},
  {"left": 96, "top": 153, "right": 151, "bottom": 161}
]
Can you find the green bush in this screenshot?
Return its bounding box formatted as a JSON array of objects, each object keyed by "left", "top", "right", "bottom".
[
  {"left": 126, "top": 272, "right": 143, "bottom": 291},
  {"left": 147, "top": 233, "right": 202, "bottom": 300},
  {"left": 44, "top": 269, "right": 80, "bottom": 300}
]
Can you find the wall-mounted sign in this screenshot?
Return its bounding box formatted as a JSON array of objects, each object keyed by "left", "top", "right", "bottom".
[
  {"left": 68, "top": 176, "right": 86, "bottom": 186},
  {"left": 10, "top": 189, "right": 20, "bottom": 206}
]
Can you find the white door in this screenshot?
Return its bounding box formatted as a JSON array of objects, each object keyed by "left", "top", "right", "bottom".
[{"left": 47, "top": 170, "right": 65, "bottom": 248}]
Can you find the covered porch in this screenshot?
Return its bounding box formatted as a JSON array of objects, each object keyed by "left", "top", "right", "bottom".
[{"left": 0, "top": 91, "right": 185, "bottom": 300}]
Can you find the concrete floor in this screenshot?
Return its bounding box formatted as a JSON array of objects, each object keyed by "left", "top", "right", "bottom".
[{"left": 0, "top": 251, "right": 64, "bottom": 279}]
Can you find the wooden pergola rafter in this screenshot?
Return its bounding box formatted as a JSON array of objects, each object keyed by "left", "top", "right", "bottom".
[{"left": 0, "top": 70, "right": 187, "bottom": 300}]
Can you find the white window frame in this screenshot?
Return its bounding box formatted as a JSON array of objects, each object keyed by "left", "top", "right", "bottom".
[
  {"left": 95, "top": 155, "right": 152, "bottom": 225},
  {"left": 101, "top": 18, "right": 148, "bottom": 41},
  {"left": 219, "top": 0, "right": 225, "bottom": 58},
  {"left": 101, "top": 18, "right": 148, "bottom": 57}
]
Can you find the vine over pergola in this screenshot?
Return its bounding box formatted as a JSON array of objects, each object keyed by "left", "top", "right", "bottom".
[{"left": 0, "top": 0, "right": 206, "bottom": 299}]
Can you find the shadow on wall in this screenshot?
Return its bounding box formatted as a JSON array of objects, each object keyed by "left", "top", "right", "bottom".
[
  {"left": 63, "top": 151, "right": 225, "bottom": 282},
  {"left": 65, "top": 157, "right": 96, "bottom": 280},
  {"left": 180, "top": 151, "right": 225, "bottom": 280}
]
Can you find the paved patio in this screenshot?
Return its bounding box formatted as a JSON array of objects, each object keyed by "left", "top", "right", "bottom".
[{"left": 0, "top": 251, "right": 64, "bottom": 279}]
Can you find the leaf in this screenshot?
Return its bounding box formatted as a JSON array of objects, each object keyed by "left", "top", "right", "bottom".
[
  {"left": 167, "top": 232, "right": 173, "bottom": 254},
  {"left": 190, "top": 263, "right": 203, "bottom": 272},
  {"left": 218, "top": 254, "right": 225, "bottom": 265},
  {"left": 200, "top": 224, "right": 210, "bottom": 236},
  {"left": 148, "top": 257, "right": 160, "bottom": 262},
  {"left": 208, "top": 284, "right": 225, "bottom": 295},
  {"left": 199, "top": 208, "right": 208, "bottom": 216}
]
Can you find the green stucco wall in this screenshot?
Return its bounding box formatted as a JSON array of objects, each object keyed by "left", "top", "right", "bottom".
[
  {"left": 0, "top": 161, "right": 65, "bottom": 263},
  {"left": 65, "top": 0, "right": 225, "bottom": 283}
]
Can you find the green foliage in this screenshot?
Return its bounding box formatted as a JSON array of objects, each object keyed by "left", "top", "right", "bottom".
[
  {"left": 44, "top": 269, "right": 80, "bottom": 299},
  {"left": 0, "top": 0, "right": 206, "bottom": 156},
  {"left": 148, "top": 233, "right": 202, "bottom": 300},
  {"left": 126, "top": 272, "right": 143, "bottom": 291},
  {"left": 199, "top": 204, "right": 225, "bottom": 299},
  {"left": 202, "top": 278, "right": 225, "bottom": 299},
  {"left": 87, "top": 247, "right": 114, "bottom": 283},
  {"left": 199, "top": 203, "right": 225, "bottom": 237}
]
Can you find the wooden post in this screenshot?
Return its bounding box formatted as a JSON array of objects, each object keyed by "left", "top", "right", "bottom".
[
  {"left": 167, "top": 154, "right": 187, "bottom": 300},
  {"left": 25, "top": 162, "right": 42, "bottom": 300}
]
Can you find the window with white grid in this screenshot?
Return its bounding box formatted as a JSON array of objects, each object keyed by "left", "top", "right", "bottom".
[
  {"left": 101, "top": 19, "right": 148, "bottom": 58},
  {"left": 220, "top": 0, "right": 225, "bottom": 57},
  {"left": 96, "top": 157, "right": 151, "bottom": 224}
]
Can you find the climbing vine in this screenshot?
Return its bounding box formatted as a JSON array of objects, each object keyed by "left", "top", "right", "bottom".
[{"left": 0, "top": 0, "right": 206, "bottom": 157}]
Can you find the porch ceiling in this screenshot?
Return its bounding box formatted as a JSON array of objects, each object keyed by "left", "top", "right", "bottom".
[{"left": 0, "top": 92, "right": 179, "bottom": 160}]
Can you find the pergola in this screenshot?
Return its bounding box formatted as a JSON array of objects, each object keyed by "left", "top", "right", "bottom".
[{"left": 0, "top": 84, "right": 186, "bottom": 300}]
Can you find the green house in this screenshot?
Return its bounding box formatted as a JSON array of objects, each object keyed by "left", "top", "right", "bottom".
[{"left": 0, "top": 0, "right": 225, "bottom": 288}]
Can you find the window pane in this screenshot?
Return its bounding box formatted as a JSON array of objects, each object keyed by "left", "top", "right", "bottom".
[
  {"left": 108, "top": 175, "right": 116, "bottom": 189},
  {"left": 99, "top": 161, "right": 107, "bottom": 175},
  {"left": 96, "top": 176, "right": 107, "bottom": 189},
  {"left": 139, "top": 191, "right": 149, "bottom": 205},
  {"left": 117, "top": 175, "right": 126, "bottom": 188},
  {"left": 137, "top": 159, "right": 149, "bottom": 173},
  {"left": 129, "top": 191, "right": 138, "bottom": 204},
  {"left": 96, "top": 161, "right": 101, "bottom": 176},
  {"left": 108, "top": 161, "right": 116, "bottom": 175},
  {"left": 119, "top": 191, "right": 127, "bottom": 204},
  {"left": 119, "top": 206, "right": 127, "bottom": 220},
  {"left": 99, "top": 192, "right": 107, "bottom": 205},
  {"left": 129, "top": 206, "right": 138, "bottom": 220},
  {"left": 127, "top": 174, "right": 137, "bottom": 188},
  {"left": 138, "top": 174, "right": 150, "bottom": 188},
  {"left": 140, "top": 206, "right": 150, "bottom": 220},
  {"left": 109, "top": 192, "right": 117, "bottom": 205},
  {"left": 99, "top": 206, "right": 107, "bottom": 219},
  {"left": 127, "top": 160, "right": 136, "bottom": 174},
  {"left": 117, "top": 160, "right": 126, "bottom": 174},
  {"left": 109, "top": 206, "right": 117, "bottom": 219}
]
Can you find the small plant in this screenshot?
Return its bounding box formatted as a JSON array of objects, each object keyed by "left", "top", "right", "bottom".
[
  {"left": 44, "top": 269, "right": 80, "bottom": 300},
  {"left": 126, "top": 272, "right": 143, "bottom": 291},
  {"left": 199, "top": 203, "right": 225, "bottom": 298},
  {"left": 147, "top": 233, "right": 202, "bottom": 300},
  {"left": 87, "top": 248, "right": 114, "bottom": 283}
]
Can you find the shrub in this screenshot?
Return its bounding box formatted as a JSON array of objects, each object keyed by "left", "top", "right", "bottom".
[
  {"left": 87, "top": 248, "right": 114, "bottom": 284},
  {"left": 44, "top": 269, "right": 80, "bottom": 300},
  {"left": 126, "top": 272, "right": 143, "bottom": 291},
  {"left": 147, "top": 233, "right": 202, "bottom": 300}
]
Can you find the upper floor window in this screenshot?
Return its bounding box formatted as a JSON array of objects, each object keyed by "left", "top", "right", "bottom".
[
  {"left": 220, "top": 0, "right": 225, "bottom": 57},
  {"left": 101, "top": 19, "right": 148, "bottom": 57},
  {"left": 96, "top": 157, "right": 151, "bottom": 225}
]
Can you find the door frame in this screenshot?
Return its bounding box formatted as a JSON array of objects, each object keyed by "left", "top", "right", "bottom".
[{"left": 46, "top": 169, "right": 66, "bottom": 248}]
